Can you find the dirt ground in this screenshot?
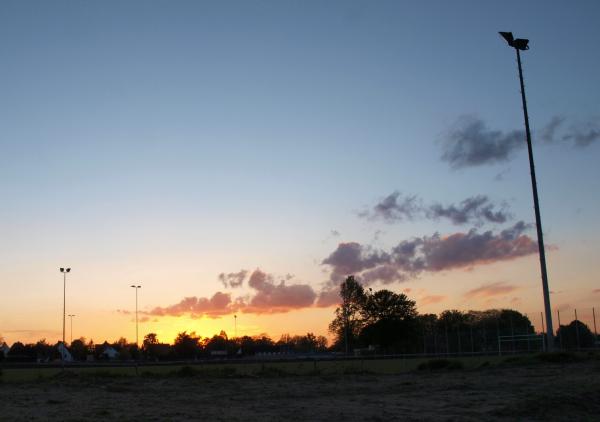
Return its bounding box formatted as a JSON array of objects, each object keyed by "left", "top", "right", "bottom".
[{"left": 1, "top": 359, "right": 599, "bottom": 421}]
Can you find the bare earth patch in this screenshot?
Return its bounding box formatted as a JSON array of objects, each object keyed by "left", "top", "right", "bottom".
[{"left": 1, "top": 360, "right": 599, "bottom": 421}]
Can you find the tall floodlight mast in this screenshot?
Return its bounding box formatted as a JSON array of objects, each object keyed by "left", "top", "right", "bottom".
[{"left": 499, "top": 31, "right": 554, "bottom": 350}]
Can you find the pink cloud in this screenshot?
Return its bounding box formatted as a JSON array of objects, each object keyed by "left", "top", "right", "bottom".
[
  {"left": 420, "top": 295, "right": 446, "bottom": 306},
  {"left": 464, "top": 281, "right": 519, "bottom": 299}
]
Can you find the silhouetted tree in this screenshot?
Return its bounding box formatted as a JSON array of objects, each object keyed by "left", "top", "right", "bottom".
[
  {"left": 173, "top": 331, "right": 200, "bottom": 359},
  {"left": 557, "top": 321, "right": 595, "bottom": 349},
  {"left": 70, "top": 338, "right": 88, "bottom": 361},
  {"left": 329, "top": 276, "right": 366, "bottom": 353}
]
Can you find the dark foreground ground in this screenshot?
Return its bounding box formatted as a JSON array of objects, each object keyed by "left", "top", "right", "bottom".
[{"left": 1, "top": 357, "right": 599, "bottom": 421}]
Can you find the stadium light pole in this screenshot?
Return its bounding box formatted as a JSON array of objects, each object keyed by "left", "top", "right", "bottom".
[
  {"left": 59, "top": 268, "right": 71, "bottom": 345},
  {"left": 130, "top": 285, "right": 141, "bottom": 347},
  {"left": 68, "top": 314, "right": 76, "bottom": 344},
  {"left": 499, "top": 31, "right": 554, "bottom": 350}
]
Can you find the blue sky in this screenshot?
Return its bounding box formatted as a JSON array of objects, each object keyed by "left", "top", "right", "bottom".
[{"left": 1, "top": 1, "right": 599, "bottom": 343}]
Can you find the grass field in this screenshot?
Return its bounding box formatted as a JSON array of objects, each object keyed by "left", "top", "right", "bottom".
[
  {"left": 1, "top": 353, "right": 599, "bottom": 421},
  {"left": 1, "top": 354, "right": 504, "bottom": 382}
]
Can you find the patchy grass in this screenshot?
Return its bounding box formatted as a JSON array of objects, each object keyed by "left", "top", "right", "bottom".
[
  {"left": 2, "top": 360, "right": 599, "bottom": 421},
  {"left": 6, "top": 352, "right": 594, "bottom": 382}
]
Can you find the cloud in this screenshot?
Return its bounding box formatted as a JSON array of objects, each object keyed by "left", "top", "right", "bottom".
[
  {"left": 464, "top": 282, "right": 519, "bottom": 299},
  {"left": 593, "top": 289, "right": 600, "bottom": 294},
  {"left": 321, "top": 242, "right": 390, "bottom": 283},
  {"left": 420, "top": 295, "right": 446, "bottom": 305},
  {"left": 148, "top": 292, "right": 234, "bottom": 318},
  {"left": 244, "top": 269, "right": 317, "bottom": 314},
  {"left": 542, "top": 115, "right": 600, "bottom": 147},
  {"left": 144, "top": 269, "right": 319, "bottom": 318},
  {"left": 541, "top": 116, "right": 565, "bottom": 143},
  {"left": 441, "top": 116, "right": 524, "bottom": 168},
  {"left": 359, "top": 191, "right": 421, "bottom": 222},
  {"left": 315, "top": 288, "right": 341, "bottom": 307},
  {"left": 442, "top": 115, "right": 600, "bottom": 168},
  {"left": 218, "top": 270, "right": 248, "bottom": 288},
  {"left": 427, "top": 195, "right": 512, "bottom": 225},
  {"left": 362, "top": 192, "right": 511, "bottom": 226},
  {"left": 322, "top": 222, "right": 538, "bottom": 285}
]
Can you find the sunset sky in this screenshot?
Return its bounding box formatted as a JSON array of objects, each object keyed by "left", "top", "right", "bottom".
[{"left": 1, "top": 1, "right": 599, "bottom": 345}]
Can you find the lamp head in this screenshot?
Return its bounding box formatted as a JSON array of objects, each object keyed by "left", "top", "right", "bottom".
[
  {"left": 66, "top": 268, "right": 71, "bottom": 273},
  {"left": 60, "top": 268, "right": 64, "bottom": 272},
  {"left": 499, "top": 31, "right": 529, "bottom": 50}
]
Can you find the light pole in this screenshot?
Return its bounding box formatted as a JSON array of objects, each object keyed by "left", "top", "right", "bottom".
[
  {"left": 130, "top": 285, "right": 141, "bottom": 347},
  {"left": 68, "top": 314, "right": 76, "bottom": 344},
  {"left": 59, "top": 268, "right": 71, "bottom": 345},
  {"left": 499, "top": 31, "right": 554, "bottom": 350},
  {"left": 234, "top": 314, "right": 237, "bottom": 338}
]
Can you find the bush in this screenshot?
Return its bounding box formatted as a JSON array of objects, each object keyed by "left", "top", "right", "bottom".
[
  {"left": 417, "top": 359, "right": 464, "bottom": 371},
  {"left": 176, "top": 366, "right": 197, "bottom": 377}
]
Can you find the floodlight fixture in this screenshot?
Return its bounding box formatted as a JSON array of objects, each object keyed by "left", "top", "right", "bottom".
[{"left": 499, "top": 31, "right": 529, "bottom": 50}]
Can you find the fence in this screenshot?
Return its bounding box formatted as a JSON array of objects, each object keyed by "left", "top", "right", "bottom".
[{"left": 415, "top": 307, "right": 599, "bottom": 357}]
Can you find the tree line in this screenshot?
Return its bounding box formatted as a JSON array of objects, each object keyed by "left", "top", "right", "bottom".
[
  {"left": 0, "top": 331, "right": 328, "bottom": 362},
  {"left": 1, "top": 276, "right": 596, "bottom": 362},
  {"left": 328, "top": 276, "right": 597, "bottom": 354}
]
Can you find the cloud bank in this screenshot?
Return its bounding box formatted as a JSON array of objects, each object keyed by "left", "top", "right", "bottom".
[
  {"left": 132, "top": 223, "right": 542, "bottom": 318},
  {"left": 322, "top": 221, "right": 537, "bottom": 285},
  {"left": 144, "top": 269, "right": 318, "bottom": 318}
]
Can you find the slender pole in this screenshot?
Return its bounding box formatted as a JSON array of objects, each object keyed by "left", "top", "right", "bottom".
[
  {"left": 68, "top": 315, "right": 75, "bottom": 344},
  {"left": 135, "top": 287, "right": 139, "bottom": 348},
  {"left": 515, "top": 48, "right": 554, "bottom": 350},
  {"left": 234, "top": 314, "right": 237, "bottom": 338},
  {"left": 574, "top": 308, "right": 580, "bottom": 351},
  {"left": 63, "top": 272, "right": 66, "bottom": 345},
  {"left": 593, "top": 307, "right": 597, "bottom": 339}
]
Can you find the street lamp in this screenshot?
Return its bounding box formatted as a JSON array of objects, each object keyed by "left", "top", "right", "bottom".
[
  {"left": 68, "top": 314, "right": 76, "bottom": 344},
  {"left": 499, "top": 31, "right": 554, "bottom": 350},
  {"left": 234, "top": 314, "right": 237, "bottom": 338},
  {"left": 59, "top": 267, "right": 71, "bottom": 345},
  {"left": 130, "top": 285, "right": 141, "bottom": 347}
]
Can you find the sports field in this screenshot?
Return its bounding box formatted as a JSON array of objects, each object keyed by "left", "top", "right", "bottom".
[{"left": 1, "top": 353, "right": 599, "bottom": 421}]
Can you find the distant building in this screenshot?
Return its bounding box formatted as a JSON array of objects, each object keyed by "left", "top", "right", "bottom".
[{"left": 100, "top": 345, "right": 119, "bottom": 360}]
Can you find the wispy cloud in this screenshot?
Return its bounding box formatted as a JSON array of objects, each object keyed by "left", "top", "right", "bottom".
[
  {"left": 441, "top": 115, "right": 600, "bottom": 168},
  {"left": 218, "top": 270, "right": 248, "bottom": 288},
  {"left": 464, "top": 282, "right": 519, "bottom": 299},
  {"left": 420, "top": 295, "right": 446, "bottom": 306},
  {"left": 361, "top": 192, "right": 511, "bottom": 226},
  {"left": 359, "top": 191, "right": 421, "bottom": 222},
  {"left": 441, "top": 115, "right": 524, "bottom": 168}
]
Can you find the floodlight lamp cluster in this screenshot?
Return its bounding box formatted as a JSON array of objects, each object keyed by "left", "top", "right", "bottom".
[
  {"left": 60, "top": 267, "right": 71, "bottom": 273},
  {"left": 499, "top": 31, "right": 529, "bottom": 50},
  {"left": 130, "top": 284, "right": 141, "bottom": 288}
]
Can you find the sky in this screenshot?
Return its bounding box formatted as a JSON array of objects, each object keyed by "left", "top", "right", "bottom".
[{"left": 1, "top": 0, "right": 599, "bottom": 345}]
